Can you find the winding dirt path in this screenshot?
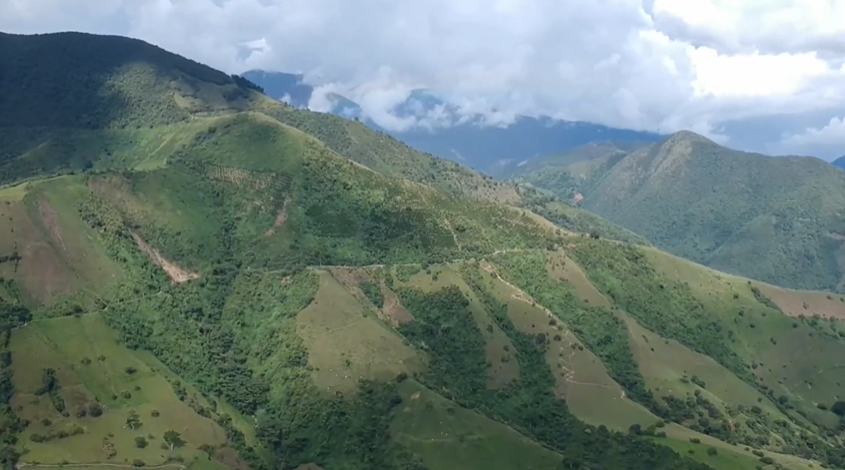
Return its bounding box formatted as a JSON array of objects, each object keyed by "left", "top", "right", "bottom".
[
  {"left": 17, "top": 463, "right": 185, "bottom": 470},
  {"left": 442, "top": 219, "right": 462, "bottom": 251},
  {"left": 480, "top": 260, "right": 626, "bottom": 399}
]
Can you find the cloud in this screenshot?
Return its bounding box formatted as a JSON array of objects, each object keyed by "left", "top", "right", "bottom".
[
  {"left": 2, "top": 0, "right": 845, "bottom": 158},
  {"left": 774, "top": 117, "right": 845, "bottom": 159}
]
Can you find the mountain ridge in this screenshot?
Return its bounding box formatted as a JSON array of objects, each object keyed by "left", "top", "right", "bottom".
[{"left": 240, "top": 69, "right": 664, "bottom": 172}]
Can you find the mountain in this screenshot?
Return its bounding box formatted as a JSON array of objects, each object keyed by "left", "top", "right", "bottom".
[
  {"left": 4, "top": 30, "right": 845, "bottom": 470},
  {"left": 515, "top": 131, "right": 845, "bottom": 292},
  {"left": 497, "top": 140, "right": 652, "bottom": 205},
  {"left": 240, "top": 69, "right": 664, "bottom": 172},
  {"left": 832, "top": 156, "right": 845, "bottom": 170}
]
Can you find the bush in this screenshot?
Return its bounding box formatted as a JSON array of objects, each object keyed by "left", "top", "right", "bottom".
[
  {"left": 135, "top": 436, "right": 148, "bottom": 448},
  {"left": 707, "top": 447, "right": 717, "bottom": 456},
  {"left": 132, "top": 459, "right": 146, "bottom": 467}
]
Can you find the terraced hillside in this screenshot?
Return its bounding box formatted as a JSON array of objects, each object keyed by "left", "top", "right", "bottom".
[{"left": 2, "top": 30, "right": 845, "bottom": 470}]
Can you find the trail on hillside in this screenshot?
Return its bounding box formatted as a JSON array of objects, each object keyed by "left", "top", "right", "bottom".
[
  {"left": 305, "top": 247, "right": 530, "bottom": 271},
  {"left": 442, "top": 218, "right": 462, "bottom": 251},
  {"left": 17, "top": 463, "right": 185, "bottom": 470},
  {"left": 480, "top": 260, "right": 625, "bottom": 399}
]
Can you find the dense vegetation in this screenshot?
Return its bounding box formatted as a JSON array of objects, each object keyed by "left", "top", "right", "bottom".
[{"left": 0, "top": 292, "right": 30, "bottom": 470}]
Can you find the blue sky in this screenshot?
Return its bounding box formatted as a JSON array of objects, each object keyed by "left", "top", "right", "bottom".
[{"left": 3, "top": 0, "right": 845, "bottom": 159}]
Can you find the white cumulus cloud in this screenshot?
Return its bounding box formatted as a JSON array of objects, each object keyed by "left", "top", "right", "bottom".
[{"left": 2, "top": 0, "right": 845, "bottom": 158}]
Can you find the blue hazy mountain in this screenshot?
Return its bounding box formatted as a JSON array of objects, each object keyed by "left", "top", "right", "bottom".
[
  {"left": 831, "top": 155, "right": 845, "bottom": 170},
  {"left": 241, "top": 69, "right": 663, "bottom": 171}
]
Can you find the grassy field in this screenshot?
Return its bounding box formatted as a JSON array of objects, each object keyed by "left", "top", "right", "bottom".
[
  {"left": 0, "top": 176, "right": 119, "bottom": 309},
  {"left": 391, "top": 380, "right": 565, "bottom": 470},
  {"left": 10, "top": 314, "right": 233, "bottom": 468},
  {"left": 296, "top": 271, "right": 424, "bottom": 393},
  {"left": 644, "top": 247, "right": 845, "bottom": 413}
]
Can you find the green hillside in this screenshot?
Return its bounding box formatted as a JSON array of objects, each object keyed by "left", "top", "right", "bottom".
[
  {"left": 516, "top": 130, "right": 845, "bottom": 291},
  {"left": 2, "top": 30, "right": 845, "bottom": 470},
  {"left": 0, "top": 31, "right": 645, "bottom": 246},
  {"left": 500, "top": 141, "right": 646, "bottom": 203}
]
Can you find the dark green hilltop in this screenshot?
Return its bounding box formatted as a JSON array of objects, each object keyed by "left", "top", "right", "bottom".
[{"left": 2, "top": 31, "right": 845, "bottom": 470}]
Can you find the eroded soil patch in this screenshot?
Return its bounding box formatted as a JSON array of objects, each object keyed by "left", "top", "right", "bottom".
[
  {"left": 37, "top": 199, "right": 66, "bottom": 252},
  {"left": 132, "top": 234, "right": 199, "bottom": 283}
]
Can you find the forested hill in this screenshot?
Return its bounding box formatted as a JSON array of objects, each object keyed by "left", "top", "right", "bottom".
[{"left": 509, "top": 131, "right": 845, "bottom": 292}]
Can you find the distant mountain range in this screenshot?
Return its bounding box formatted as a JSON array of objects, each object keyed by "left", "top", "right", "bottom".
[
  {"left": 241, "top": 70, "right": 663, "bottom": 172},
  {"left": 832, "top": 155, "right": 845, "bottom": 169}
]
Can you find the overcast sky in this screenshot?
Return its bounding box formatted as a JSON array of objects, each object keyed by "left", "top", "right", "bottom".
[{"left": 2, "top": 0, "right": 845, "bottom": 159}]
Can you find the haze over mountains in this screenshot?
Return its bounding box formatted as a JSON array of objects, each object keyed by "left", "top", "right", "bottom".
[
  {"left": 241, "top": 70, "right": 664, "bottom": 172},
  {"left": 6, "top": 29, "right": 845, "bottom": 470}
]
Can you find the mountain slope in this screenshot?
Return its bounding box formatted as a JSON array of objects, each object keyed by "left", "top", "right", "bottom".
[
  {"left": 0, "top": 117, "right": 705, "bottom": 470},
  {"left": 501, "top": 140, "right": 650, "bottom": 204},
  {"left": 241, "top": 69, "right": 664, "bottom": 172},
  {"left": 2, "top": 30, "right": 844, "bottom": 470},
  {"left": 560, "top": 131, "right": 845, "bottom": 292},
  {"left": 832, "top": 156, "right": 845, "bottom": 170},
  {"left": 0, "top": 32, "right": 644, "bottom": 246}
]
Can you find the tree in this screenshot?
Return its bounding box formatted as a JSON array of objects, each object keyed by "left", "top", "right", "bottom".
[
  {"left": 832, "top": 401, "right": 845, "bottom": 417},
  {"left": 126, "top": 410, "right": 141, "bottom": 430},
  {"left": 135, "top": 436, "right": 148, "bottom": 448},
  {"left": 163, "top": 430, "right": 184, "bottom": 450}
]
